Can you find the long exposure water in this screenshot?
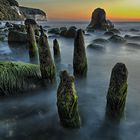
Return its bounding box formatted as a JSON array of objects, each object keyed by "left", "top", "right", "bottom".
[{"left": 0, "top": 21, "right": 140, "bottom": 140}]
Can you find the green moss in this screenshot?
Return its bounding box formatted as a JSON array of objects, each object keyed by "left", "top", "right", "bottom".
[
  {"left": 57, "top": 71, "right": 81, "bottom": 128},
  {"left": 39, "top": 34, "right": 56, "bottom": 81},
  {"left": 106, "top": 63, "right": 128, "bottom": 121},
  {"left": 27, "top": 25, "right": 40, "bottom": 64},
  {"left": 0, "top": 61, "right": 41, "bottom": 95}
]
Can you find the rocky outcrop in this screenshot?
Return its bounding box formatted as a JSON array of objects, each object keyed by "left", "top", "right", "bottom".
[
  {"left": 0, "top": 0, "right": 46, "bottom": 20},
  {"left": 87, "top": 8, "right": 114, "bottom": 31},
  {"left": 20, "top": 6, "right": 47, "bottom": 20},
  {"left": 0, "top": 0, "right": 21, "bottom": 20}
]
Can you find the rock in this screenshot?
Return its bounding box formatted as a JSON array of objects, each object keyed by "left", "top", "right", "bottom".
[
  {"left": 25, "top": 19, "right": 37, "bottom": 26},
  {"left": 0, "top": 0, "right": 21, "bottom": 20},
  {"left": 87, "top": 44, "right": 105, "bottom": 51},
  {"left": 57, "top": 70, "right": 81, "bottom": 128},
  {"left": 126, "top": 43, "right": 140, "bottom": 49},
  {"left": 124, "top": 35, "right": 140, "bottom": 41},
  {"left": 65, "top": 27, "right": 77, "bottom": 38},
  {"left": 73, "top": 29, "right": 88, "bottom": 76},
  {"left": 130, "top": 28, "right": 139, "bottom": 32},
  {"left": 12, "top": 24, "right": 26, "bottom": 32},
  {"left": 93, "top": 38, "right": 109, "bottom": 45},
  {"left": 106, "top": 63, "right": 128, "bottom": 121},
  {"left": 60, "top": 27, "right": 67, "bottom": 31},
  {"left": 104, "top": 31, "right": 114, "bottom": 36},
  {"left": 38, "top": 29, "right": 55, "bottom": 81},
  {"left": 27, "top": 25, "right": 40, "bottom": 64},
  {"left": 109, "top": 35, "right": 126, "bottom": 43},
  {"left": 109, "top": 28, "right": 120, "bottom": 34},
  {"left": 8, "top": 30, "right": 27, "bottom": 43},
  {"left": 87, "top": 8, "right": 114, "bottom": 31},
  {"left": 20, "top": 6, "right": 47, "bottom": 20},
  {"left": 48, "top": 28, "right": 60, "bottom": 34},
  {"left": 53, "top": 39, "right": 61, "bottom": 61},
  {"left": 5, "top": 22, "right": 13, "bottom": 28}
]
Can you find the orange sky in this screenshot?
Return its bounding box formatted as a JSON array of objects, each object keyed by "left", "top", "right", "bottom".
[{"left": 18, "top": 0, "right": 140, "bottom": 21}]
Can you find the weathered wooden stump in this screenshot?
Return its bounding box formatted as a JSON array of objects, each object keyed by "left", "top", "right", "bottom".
[
  {"left": 57, "top": 70, "right": 81, "bottom": 128},
  {"left": 27, "top": 25, "right": 40, "bottom": 64},
  {"left": 38, "top": 31, "right": 55, "bottom": 81},
  {"left": 53, "top": 39, "right": 61, "bottom": 62},
  {"left": 73, "top": 29, "right": 88, "bottom": 76},
  {"left": 106, "top": 63, "right": 128, "bottom": 121}
]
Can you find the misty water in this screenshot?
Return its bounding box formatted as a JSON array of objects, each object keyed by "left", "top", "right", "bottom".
[{"left": 0, "top": 21, "right": 140, "bottom": 140}]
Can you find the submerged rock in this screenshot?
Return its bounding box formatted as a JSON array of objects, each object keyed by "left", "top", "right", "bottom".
[
  {"left": 87, "top": 44, "right": 105, "bottom": 51},
  {"left": 39, "top": 30, "right": 55, "bottom": 81},
  {"left": 126, "top": 43, "right": 140, "bottom": 49},
  {"left": 65, "top": 27, "right": 77, "bottom": 38},
  {"left": 8, "top": 30, "right": 27, "bottom": 43},
  {"left": 106, "top": 63, "right": 128, "bottom": 121},
  {"left": 93, "top": 38, "right": 109, "bottom": 45},
  {"left": 109, "top": 35, "right": 126, "bottom": 43},
  {"left": 109, "top": 28, "right": 120, "bottom": 34},
  {"left": 87, "top": 8, "right": 114, "bottom": 31},
  {"left": 104, "top": 31, "right": 114, "bottom": 36},
  {"left": 73, "top": 29, "right": 88, "bottom": 76},
  {"left": 57, "top": 70, "right": 81, "bottom": 128},
  {"left": 124, "top": 35, "right": 140, "bottom": 41},
  {"left": 27, "top": 25, "right": 40, "bottom": 64},
  {"left": 48, "top": 28, "right": 60, "bottom": 34}
]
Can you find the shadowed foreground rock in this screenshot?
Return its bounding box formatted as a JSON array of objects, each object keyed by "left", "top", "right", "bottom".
[
  {"left": 27, "top": 25, "right": 40, "bottom": 64},
  {"left": 87, "top": 8, "right": 114, "bottom": 31},
  {"left": 39, "top": 30, "right": 55, "bottom": 81},
  {"left": 57, "top": 70, "right": 81, "bottom": 128},
  {"left": 53, "top": 39, "right": 61, "bottom": 60},
  {"left": 73, "top": 29, "right": 88, "bottom": 76},
  {"left": 106, "top": 63, "right": 128, "bottom": 121}
]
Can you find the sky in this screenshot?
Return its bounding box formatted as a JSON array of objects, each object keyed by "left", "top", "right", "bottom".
[{"left": 17, "top": 0, "right": 140, "bottom": 21}]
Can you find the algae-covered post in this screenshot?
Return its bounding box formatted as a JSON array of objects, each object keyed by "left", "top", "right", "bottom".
[
  {"left": 73, "top": 29, "right": 88, "bottom": 76},
  {"left": 53, "top": 39, "right": 61, "bottom": 61},
  {"left": 57, "top": 70, "right": 81, "bottom": 128},
  {"left": 106, "top": 63, "right": 128, "bottom": 121},
  {"left": 38, "top": 31, "right": 55, "bottom": 81},
  {"left": 27, "top": 25, "right": 40, "bottom": 64}
]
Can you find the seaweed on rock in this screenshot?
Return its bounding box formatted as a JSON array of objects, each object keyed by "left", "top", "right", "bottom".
[
  {"left": 0, "top": 61, "right": 41, "bottom": 96},
  {"left": 106, "top": 63, "right": 128, "bottom": 121},
  {"left": 57, "top": 70, "right": 81, "bottom": 128}
]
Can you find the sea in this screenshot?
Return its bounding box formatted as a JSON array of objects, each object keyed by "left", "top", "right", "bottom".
[{"left": 0, "top": 21, "right": 140, "bottom": 140}]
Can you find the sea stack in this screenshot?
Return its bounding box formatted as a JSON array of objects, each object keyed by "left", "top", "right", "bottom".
[
  {"left": 106, "top": 63, "right": 128, "bottom": 121},
  {"left": 57, "top": 70, "right": 81, "bottom": 128},
  {"left": 73, "top": 29, "right": 88, "bottom": 76},
  {"left": 38, "top": 27, "right": 55, "bottom": 81},
  {"left": 27, "top": 25, "right": 40, "bottom": 64},
  {"left": 53, "top": 39, "right": 61, "bottom": 60},
  {"left": 87, "top": 8, "right": 114, "bottom": 31}
]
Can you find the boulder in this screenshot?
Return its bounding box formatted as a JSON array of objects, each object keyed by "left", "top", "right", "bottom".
[
  {"left": 87, "top": 44, "right": 105, "bottom": 51},
  {"left": 109, "top": 28, "right": 120, "bottom": 34},
  {"left": 104, "top": 31, "right": 114, "bottom": 36},
  {"left": 87, "top": 8, "right": 114, "bottom": 31},
  {"left": 48, "top": 28, "right": 60, "bottom": 34},
  {"left": 124, "top": 35, "right": 140, "bottom": 41},
  {"left": 25, "top": 19, "right": 37, "bottom": 26},
  {"left": 8, "top": 30, "right": 27, "bottom": 43},
  {"left": 109, "top": 35, "right": 126, "bottom": 43},
  {"left": 65, "top": 27, "right": 77, "bottom": 38},
  {"left": 93, "top": 38, "right": 109, "bottom": 45}
]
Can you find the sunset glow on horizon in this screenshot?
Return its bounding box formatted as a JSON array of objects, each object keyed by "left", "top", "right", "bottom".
[{"left": 17, "top": 0, "right": 140, "bottom": 21}]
